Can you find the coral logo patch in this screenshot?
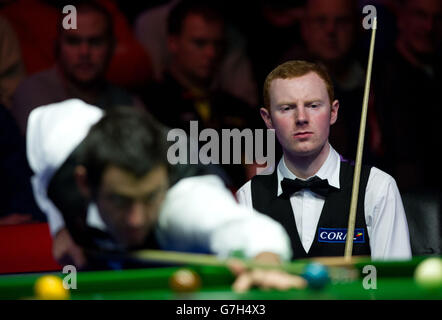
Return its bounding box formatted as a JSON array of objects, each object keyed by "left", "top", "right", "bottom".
[{"left": 318, "top": 228, "right": 365, "bottom": 243}]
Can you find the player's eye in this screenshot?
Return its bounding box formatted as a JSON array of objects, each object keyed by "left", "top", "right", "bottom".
[
  {"left": 108, "top": 194, "right": 133, "bottom": 209},
  {"left": 142, "top": 192, "right": 157, "bottom": 205},
  {"left": 65, "top": 36, "right": 82, "bottom": 45},
  {"left": 193, "top": 39, "right": 208, "bottom": 48},
  {"left": 280, "top": 105, "right": 294, "bottom": 112},
  {"left": 307, "top": 102, "right": 321, "bottom": 109},
  {"left": 142, "top": 185, "right": 167, "bottom": 205},
  {"left": 88, "top": 37, "right": 107, "bottom": 47}
]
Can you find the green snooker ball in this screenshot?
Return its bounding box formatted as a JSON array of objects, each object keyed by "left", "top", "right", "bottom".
[
  {"left": 169, "top": 268, "right": 201, "bottom": 292},
  {"left": 414, "top": 257, "right": 442, "bottom": 290}
]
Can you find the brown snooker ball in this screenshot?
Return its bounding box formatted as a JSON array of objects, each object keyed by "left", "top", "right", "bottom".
[{"left": 169, "top": 268, "right": 201, "bottom": 292}]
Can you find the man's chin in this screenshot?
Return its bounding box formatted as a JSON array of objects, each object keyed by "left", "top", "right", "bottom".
[
  {"left": 73, "top": 75, "right": 100, "bottom": 86},
  {"left": 284, "top": 144, "right": 322, "bottom": 159}
]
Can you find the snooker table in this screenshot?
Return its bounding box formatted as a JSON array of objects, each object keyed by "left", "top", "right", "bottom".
[{"left": 0, "top": 256, "right": 441, "bottom": 300}]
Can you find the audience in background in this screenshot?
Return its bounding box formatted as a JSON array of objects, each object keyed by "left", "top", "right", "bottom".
[
  {"left": 10, "top": 1, "right": 139, "bottom": 135},
  {"left": 239, "top": 0, "right": 306, "bottom": 95},
  {"left": 373, "top": 0, "right": 442, "bottom": 191},
  {"left": 140, "top": 1, "right": 261, "bottom": 188},
  {"left": 135, "top": 0, "right": 259, "bottom": 107},
  {"left": 0, "top": 16, "right": 25, "bottom": 108},
  {"left": 0, "top": 0, "right": 152, "bottom": 92}
]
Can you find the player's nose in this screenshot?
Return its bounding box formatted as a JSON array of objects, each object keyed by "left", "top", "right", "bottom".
[
  {"left": 78, "top": 42, "right": 91, "bottom": 56},
  {"left": 127, "top": 203, "right": 146, "bottom": 227},
  {"left": 295, "top": 105, "right": 309, "bottom": 126}
]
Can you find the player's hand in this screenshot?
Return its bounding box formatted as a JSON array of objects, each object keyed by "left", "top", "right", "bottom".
[
  {"left": 228, "top": 252, "right": 307, "bottom": 293},
  {"left": 52, "top": 227, "right": 87, "bottom": 269}
]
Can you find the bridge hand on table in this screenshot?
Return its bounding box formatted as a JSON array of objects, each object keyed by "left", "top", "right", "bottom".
[{"left": 227, "top": 252, "right": 307, "bottom": 293}]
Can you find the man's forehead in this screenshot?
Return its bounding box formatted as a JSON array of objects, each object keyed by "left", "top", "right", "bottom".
[
  {"left": 62, "top": 11, "right": 108, "bottom": 37},
  {"left": 269, "top": 73, "right": 328, "bottom": 104},
  {"left": 306, "top": 0, "right": 354, "bottom": 15},
  {"left": 181, "top": 14, "right": 224, "bottom": 36},
  {"left": 101, "top": 165, "right": 168, "bottom": 195}
]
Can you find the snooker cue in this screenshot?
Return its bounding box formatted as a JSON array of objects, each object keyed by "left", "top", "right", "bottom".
[
  {"left": 344, "top": 17, "right": 377, "bottom": 260},
  {"left": 87, "top": 249, "right": 365, "bottom": 274}
]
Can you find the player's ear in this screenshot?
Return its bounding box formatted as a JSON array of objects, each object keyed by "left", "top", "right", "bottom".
[
  {"left": 74, "top": 165, "right": 91, "bottom": 199},
  {"left": 330, "top": 100, "right": 339, "bottom": 125},
  {"left": 260, "top": 107, "right": 274, "bottom": 129}
]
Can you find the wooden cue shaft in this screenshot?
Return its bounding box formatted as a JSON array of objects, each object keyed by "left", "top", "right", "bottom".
[
  {"left": 344, "top": 17, "right": 377, "bottom": 260},
  {"left": 130, "top": 249, "right": 364, "bottom": 274}
]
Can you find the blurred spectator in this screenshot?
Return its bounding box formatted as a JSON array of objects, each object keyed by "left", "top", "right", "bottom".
[
  {"left": 135, "top": 0, "right": 259, "bottom": 107},
  {"left": 142, "top": 1, "right": 259, "bottom": 131},
  {"left": 0, "top": 104, "right": 45, "bottom": 225},
  {"left": 141, "top": 1, "right": 261, "bottom": 188},
  {"left": 0, "top": 0, "right": 152, "bottom": 91},
  {"left": 373, "top": 0, "right": 442, "bottom": 191},
  {"left": 283, "top": 0, "right": 382, "bottom": 163},
  {"left": 239, "top": 0, "right": 305, "bottom": 94},
  {"left": 0, "top": 16, "right": 25, "bottom": 108},
  {"left": 10, "top": 1, "right": 140, "bottom": 135}
]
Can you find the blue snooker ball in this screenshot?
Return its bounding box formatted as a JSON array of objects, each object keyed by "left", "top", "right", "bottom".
[{"left": 302, "top": 263, "right": 330, "bottom": 290}]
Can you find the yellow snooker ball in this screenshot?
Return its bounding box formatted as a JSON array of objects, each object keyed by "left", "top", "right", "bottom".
[
  {"left": 34, "top": 275, "right": 70, "bottom": 300},
  {"left": 414, "top": 257, "right": 442, "bottom": 290}
]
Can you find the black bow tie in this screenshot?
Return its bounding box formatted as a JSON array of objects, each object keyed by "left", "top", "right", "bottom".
[{"left": 280, "top": 176, "right": 336, "bottom": 198}]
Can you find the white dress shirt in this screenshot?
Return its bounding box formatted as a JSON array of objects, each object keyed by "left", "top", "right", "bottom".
[{"left": 236, "top": 145, "right": 412, "bottom": 260}]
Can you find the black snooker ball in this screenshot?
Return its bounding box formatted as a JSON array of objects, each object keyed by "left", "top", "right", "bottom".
[
  {"left": 302, "top": 263, "right": 330, "bottom": 290},
  {"left": 169, "top": 268, "right": 201, "bottom": 292}
]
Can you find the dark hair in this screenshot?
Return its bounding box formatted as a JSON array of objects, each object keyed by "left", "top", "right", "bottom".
[
  {"left": 55, "top": 0, "right": 115, "bottom": 57},
  {"left": 167, "top": 0, "right": 224, "bottom": 35},
  {"left": 77, "top": 107, "right": 168, "bottom": 191}
]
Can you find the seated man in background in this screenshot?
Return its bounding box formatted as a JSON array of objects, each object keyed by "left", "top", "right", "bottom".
[
  {"left": 11, "top": 0, "right": 139, "bottom": 135},
  {"left": 237, "top": 60, "right": 411, "bottom": 260},
  {"left": 0, "top": 0, "right": 152, "bottom": 92},
  {"left": 27, "top": 99, "right": 305, "bottom": 292},
  {"left": 134, "top": 0, "right": 259, "bottom": 107},
  {"left": 142, "top": 0, "right": 259, "bottom": 132},
  {"left": 142, "top": 0, "right": 261, "bottom": 188}
]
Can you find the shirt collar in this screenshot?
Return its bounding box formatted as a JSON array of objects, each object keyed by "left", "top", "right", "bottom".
[
  {"left": 276, "top": 144, "right": 341, "bottom": 196},
  {"left": 86, "top": 202, "right": 108, "bottom": 232}
]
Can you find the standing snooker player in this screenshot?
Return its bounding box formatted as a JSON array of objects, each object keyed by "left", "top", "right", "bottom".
[
  {"left": 27, "top": 99, "right": 306, "bottom": 292},
  {"left": 237, "top": 60, "right": 412, "bottom": 260}
]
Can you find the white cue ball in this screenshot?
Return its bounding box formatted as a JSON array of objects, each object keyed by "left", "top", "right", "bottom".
[{"left": 414, "top": 257, "right": 442, "bottom": 290}]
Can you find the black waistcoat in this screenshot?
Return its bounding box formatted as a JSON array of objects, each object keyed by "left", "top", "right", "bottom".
[{"left": 251, "top": 160, "right": 371, "bottom": 259}]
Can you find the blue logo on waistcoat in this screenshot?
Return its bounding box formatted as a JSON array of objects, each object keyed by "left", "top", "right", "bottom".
[{"left": 318, "top": 228, "right": 365, "bottom": 243}]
